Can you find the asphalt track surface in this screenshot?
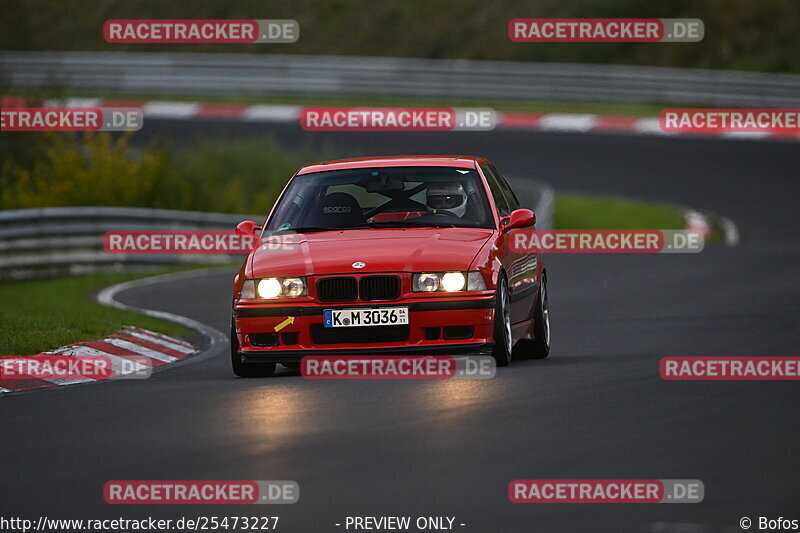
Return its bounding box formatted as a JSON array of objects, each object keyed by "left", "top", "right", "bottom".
[{"left": 3, "top": 122, "right": 800, "bottom": 533}]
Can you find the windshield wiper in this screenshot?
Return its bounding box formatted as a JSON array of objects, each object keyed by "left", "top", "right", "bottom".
[
  {"left": 279, "top": 224, "right": 376, "bottom": 233},
  {"left": 281, "top": 222, "right": 473, "bottom": 233},
  {"left": 278, "top": 226, "right": 343, "bottom": 233},
  {"left": 366, "top": 221, "right": 463, "bottom": 228}
]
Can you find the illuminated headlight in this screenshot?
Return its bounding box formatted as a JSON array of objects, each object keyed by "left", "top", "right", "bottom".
[
  {"left": 441, "top": 272, "right": 466, "bottom": 292},
  {"left": 413, "top": 271, "right": 486, "bottom": 292},
  {"left": 257, "top": 278, "right": 282, "bottom": 299},
  {"left": 239, "top": 277, "right": 307, "bottom": 299}
]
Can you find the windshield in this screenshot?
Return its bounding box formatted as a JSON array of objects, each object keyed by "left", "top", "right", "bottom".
[{"left": 265, "top": 166, "right": 494, "bottom": 232}]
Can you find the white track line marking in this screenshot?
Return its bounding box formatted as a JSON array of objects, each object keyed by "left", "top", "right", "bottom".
[
  {"left": 242, "top": 104, "right": 302, "bottom": 122},
  {"left": 124, "top": 330, "right": 195, "bottom": 354},
  {"left": 46, "top": 377, "right": 97, "bottom": 385},
  {"left": 103, "top": 338, "right": 178, "bottom": 363},
  {"left": 538, "top": 113, "right": 598, "bottom": 132},
  {"left": 126, "top": 326, "right": 194, "bottom": 349},
  {"left": 49, "top": 345, "right": 152, "bottom": 375},
  {"left": 685, "top": 210, "right": 711, "bottom": 236},
  {"left": 720, "top": 216, "right": 740, "bottom": 246},
  {"left": 142, "top": 101, "right": 201, "bottom": 119},
  {"left": 43, "top": 98, "right": 102, "bottom": 108},
  {"left": 635, "top": 117, "right": 671, "bottom": 135},
  {"left": 721, "top": 131, "right": 771, "bottom": 139}
]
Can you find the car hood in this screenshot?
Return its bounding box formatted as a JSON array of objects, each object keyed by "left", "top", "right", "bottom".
[{"left": 249, "top": 228, "right": 494, "bottom": 277}]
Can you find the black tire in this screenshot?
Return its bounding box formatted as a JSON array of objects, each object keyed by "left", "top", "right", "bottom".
[
  {"left": 514, "top": 277, "right": 551, "bottom": 359},
  {"left": 491, "top": 276, "right": 513, "bottom": 367},
  {"left": 230, "top": 321, "right": 277, "bottom": 378}
]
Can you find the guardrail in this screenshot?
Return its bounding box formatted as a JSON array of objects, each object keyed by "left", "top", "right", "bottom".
[
  {"left": 2, "top": 51, "right": 799, "bottom": 106},
  {"left": 0, "top": 207, "right": 258, "bottom": 280},
  {"left": 0, "top": 180, "right": 554, "bottom": 280}
]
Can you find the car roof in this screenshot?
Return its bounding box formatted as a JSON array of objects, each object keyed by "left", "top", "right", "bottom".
[{"left": 296, "top": 155, "right": 488, "bottom": 175}]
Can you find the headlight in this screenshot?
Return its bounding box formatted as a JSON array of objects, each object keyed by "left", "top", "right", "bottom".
[
  {"left": 238, "top": 277, "right": 307, "bottom": 299},
  {"left": 416, "top": 273, "right": 440, "bottom": 292},
  {"left": 413, "top": 271, "right": 486, "bottom": 292},
  {"left": 467, "top": 271, "right": 487, "bottom": 291},
  {"left": 441, "top": 272, "right": 466, "bottom": 292},
  {"left": 239, "top": 279, "right": 256, "bottom": 299},
  {"left": 282, "top": 277, "right": 305, "bottom": 297},
  {"left": 257, "top": 278, "right": 282, "bottom": 299}
]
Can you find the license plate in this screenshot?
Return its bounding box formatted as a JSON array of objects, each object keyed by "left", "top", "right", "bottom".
[{"left": 324, "top": 307, "right": 409, "bottom": 328}]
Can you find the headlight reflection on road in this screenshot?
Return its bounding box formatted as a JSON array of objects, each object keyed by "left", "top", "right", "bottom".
[
  {"left": 233, "top": 386, "right": 325, "bottom": 454},
  {"left": 405, "top": 378, "right": 497, "bottom": 452},
  {"left": 414, "top": 377, "right": 490, "bottom": 416}
]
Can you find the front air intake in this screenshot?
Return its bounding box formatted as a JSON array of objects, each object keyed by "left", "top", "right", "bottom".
[
  {"left": 360, "top": 276, "right": 401, "bottom": 301},
  {"left": 317, "top": 277, "right": 358, "bottom": 302}
]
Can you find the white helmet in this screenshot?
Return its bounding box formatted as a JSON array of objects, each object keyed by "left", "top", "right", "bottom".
[{"left": 426, "top": 182, "right": 467, "bottom": 217}]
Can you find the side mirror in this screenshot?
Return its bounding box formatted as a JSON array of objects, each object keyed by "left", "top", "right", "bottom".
[
  {"left": 502, "top": 209, "right": 536, "bottom": 231},
  {"left": 235, "top": 220, "right": 262, "bottom": 239}
]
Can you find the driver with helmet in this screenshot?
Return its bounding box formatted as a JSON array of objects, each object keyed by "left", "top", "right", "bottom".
[{"left": 426, "top": 182, "right": 467, "bottom": 218}]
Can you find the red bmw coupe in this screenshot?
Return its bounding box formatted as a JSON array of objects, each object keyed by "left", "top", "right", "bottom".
[{"left": 231, "top": 156, "right": 550, "bottom": 377}]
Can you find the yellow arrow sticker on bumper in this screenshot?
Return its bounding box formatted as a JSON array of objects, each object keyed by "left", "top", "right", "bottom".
[{"left": 274, "top": 317, "right": 295, "bottom": 332}]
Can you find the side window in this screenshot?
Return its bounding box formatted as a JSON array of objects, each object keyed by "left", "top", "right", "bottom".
[
  {"left": 481, "top": 164, "right": 511, "bottom": 216},
  {"left": 491, "top": 165, "right": 520, "bottom": 211}
]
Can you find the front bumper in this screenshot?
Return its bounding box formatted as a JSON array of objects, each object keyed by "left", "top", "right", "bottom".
[
  {"left": 239, "top": 344, "right": 494, "bottom": 363},
  {"left": 234, "top": 295, "right": 496, "bottom": 362}
]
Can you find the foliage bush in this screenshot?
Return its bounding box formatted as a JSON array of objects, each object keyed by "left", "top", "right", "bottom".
[
  {"left": 1, "top": 0, "right": 799, "bottom": 73},
  {"left": 0, "top": 132, "right": 301, "bottom": 214}
]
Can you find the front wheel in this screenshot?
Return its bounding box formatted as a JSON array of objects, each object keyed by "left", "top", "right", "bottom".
[
  {"left": 491, "top": 276, "right": 513, "bottom": 367},
  {"left": 230, "top": 321, "right": 276, "bottom": 377},
  {"left": 514, "top": 277, "right": 551, "bottom": 359}
]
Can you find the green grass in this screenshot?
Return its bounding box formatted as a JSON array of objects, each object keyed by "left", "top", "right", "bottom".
[
  {"left": 0, "top": 269, "right": 199, "bottom": 356},
  {"left": 555, "top": 192, "right": 686, "bottom": 230}
]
